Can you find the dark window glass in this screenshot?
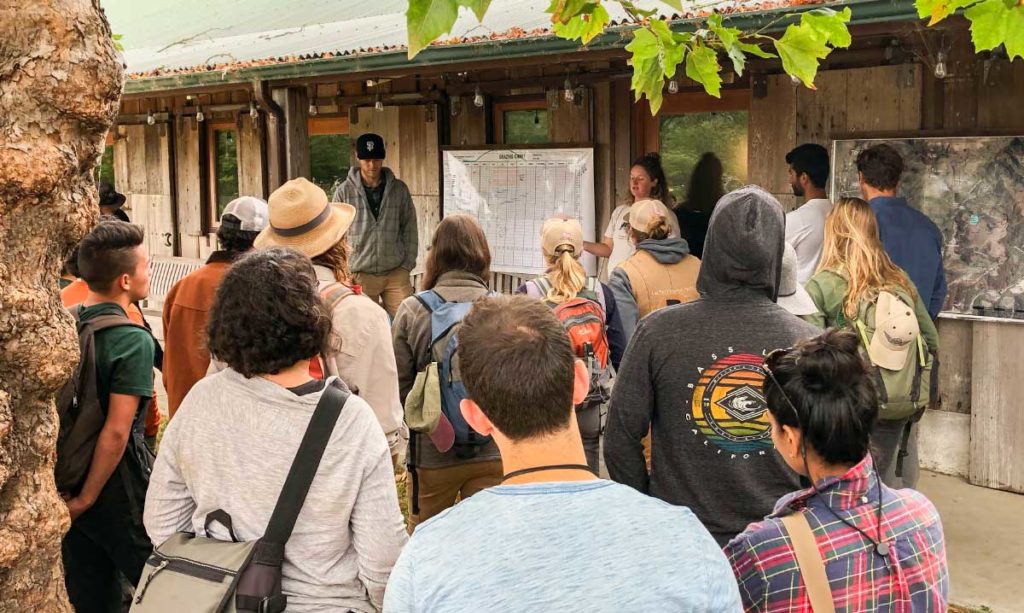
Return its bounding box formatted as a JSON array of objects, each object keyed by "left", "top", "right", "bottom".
[
  {"left": 310, "top": 133, "right": 352, "bottom": 195},
  {"left": 96, "top": 145, "right": 115, "bottom": 185},
  {"left": 659, "top": 112, "right": 749, "bottom": 198},
  {"left": 503, "top": 109, "right": 548, "bottom": 144},
  {"left": 214, "top": 130, "right": 239, "bottom": 218}
]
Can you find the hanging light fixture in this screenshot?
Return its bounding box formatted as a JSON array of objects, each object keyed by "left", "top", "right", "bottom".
[
  {"left": 934, "top": 50, "right": 948, "bottom": 79},
  {"left": 195, "top": 106, "right": 205, "bottom": 122},
  {"left": 249, "top": 100, "right": 259, "bottom": 124},
  {"left": 667, "top": 79, "right": 679, "bottom": 94},
  {"left": 374, "top": 92, "right": 384, "bottom": 112},
  {"left": 308, "top": 101, "right": 318, "bottom": 116},
  {"left": 473, "top": 85, "right": 484, "bottom": 108},
  {"left": 146, "top": 110, "right": 155, "bottom": 126},
  {"left": 563, "top": 78, "right": 575, "bottom": 103}
]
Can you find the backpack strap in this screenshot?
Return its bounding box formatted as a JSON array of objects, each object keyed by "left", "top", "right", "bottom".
[
  {"left": 415, "top": 289, "right": 445, "bottom": 313},
  {"left": 262, "top": 384, "right": 349, "bottom": 550},
  {"left": 780, "top": 512, "right": 836, "bottom": 613},
  {"left": 533, "top": 276, "right": 553, "bottom": 298},
  {"left": 321, "top": 282, "right": 358, "bottom": 311}
]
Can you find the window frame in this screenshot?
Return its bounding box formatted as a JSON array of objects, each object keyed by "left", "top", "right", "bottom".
[
  {"left": 635, "top": 88, "right": 750, "bottom": 156},
  {"left": 206, "top": 120, "right": 241, "bottom": 229},
  {"left": 493, "top": 97, "right": 548, "bottom": 145}
]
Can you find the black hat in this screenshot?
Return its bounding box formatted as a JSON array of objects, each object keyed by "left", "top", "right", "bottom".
[
  {"left": 356, "top": 133, "right": 386, "bottom": 160},
  {"left": 98, "top": 182, "right": 126, "bottom": 208}
]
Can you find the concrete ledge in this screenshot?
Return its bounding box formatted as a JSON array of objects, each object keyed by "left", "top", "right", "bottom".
[{"left": 918, "top": 409, "right": 970, "bottom": 479}]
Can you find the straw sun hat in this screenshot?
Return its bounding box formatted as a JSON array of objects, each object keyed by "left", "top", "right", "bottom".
[{"left": 254, "top": 178, "right": 356, "bottom": 257}]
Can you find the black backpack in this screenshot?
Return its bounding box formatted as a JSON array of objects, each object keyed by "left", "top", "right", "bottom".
[{"left": 55, "top": 305, "right": 149, "bottom": 492}]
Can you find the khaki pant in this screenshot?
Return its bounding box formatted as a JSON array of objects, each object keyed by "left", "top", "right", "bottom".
[
  {"left": 407, "top": 460, "right": 503, "bottom": 531},
  {"left": 354, "top": 268, "right": 414, "bottom": 318}
]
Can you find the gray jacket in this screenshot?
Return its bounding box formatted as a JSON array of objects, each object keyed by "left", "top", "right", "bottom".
[
  {"left": 334, "top": 167, "right": 418, "bottom": 275},
  {"left": 391, "top": 271, "right": 501, "bottom": 468}
]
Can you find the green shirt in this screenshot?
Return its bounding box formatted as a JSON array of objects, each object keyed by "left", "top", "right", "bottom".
[{"left": 78, "top": 303, "right": 155, "bottom": 420}]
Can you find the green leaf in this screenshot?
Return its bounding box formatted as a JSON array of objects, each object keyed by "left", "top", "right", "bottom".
[
  {"left": 773, "top": 22, "right": 830, "bottom": 88},
  {"left": 685, "top": 43, "right": 722, "bottom": 97},
  {"left": 457, "top": 0, "right": 492, "bottom": 21},
  {"left": 626, "top": 26, "right": 671, "bottom": 113},
  {"left": 917, "top": 0, "right": 982, "bottom": 24},
  {"left": 737, "top": 40, "right": 776, "bottom": 59},
  {"left": 802, "top": 7, "right": 852, "bottom": 48},
  {"left": 661, "top": 0, "right": 684, "bottom": 11},
  {"left": 965, "top": 0, "right": 1024, "bottom": 59},
  {"left": 406, "top": 0, "right": 460, "bottom": 58},
  {"left": 554, "top": 3, "right": 610, "bottom": 44},
  {"left": 549, "top": 0, "right": 597, "bottom": 23},
  {"left": 112, "top": 33, "right": 123, "bottom": 41}
]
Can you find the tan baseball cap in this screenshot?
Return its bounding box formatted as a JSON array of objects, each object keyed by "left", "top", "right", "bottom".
[
  {"left": 627, "top": 199, "right": 671, "bottom": 233},
  {"left": 869, "top": 291, "right": 920, "bottom": 370},
  {"left": 541, "top": 216, "right": 583, "bottom": 258}
]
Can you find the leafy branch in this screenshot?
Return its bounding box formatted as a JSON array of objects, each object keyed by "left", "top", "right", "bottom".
[{"left": 405, "top": 0, "right": 1019, "bottom": 115}]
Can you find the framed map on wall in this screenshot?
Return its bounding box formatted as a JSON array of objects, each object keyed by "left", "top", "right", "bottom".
[{"left": 831, "top": 136, "right": 1024, "bottom": 320}]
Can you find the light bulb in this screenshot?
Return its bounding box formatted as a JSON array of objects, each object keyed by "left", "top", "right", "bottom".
[
  {"left": 308, "top": 102, "right": 318, "bottom": 116},
  {"left": 196, "top": 107, "right": 204, "bottom": 122},
  {"left": 249, "top": 101, "right": 259, "bottom": 121},
  {"left": 667, "top": 79, "right": 679, "bottom": 94},
  {"left": 146, "top": 111, "right": 155, "bottom": 126},
  {"left": 563, "top": 78, "right": 575, "bottom": 103},
  {"left": 473, "top": 86, "right": 484, "bottom": 108},
  {"left": 790, "top": 74, "right": 802, "bottom": 85},
  {"left": 934, "top": 51, "right": 947, "bottom": 79},
  {"left": 374, "top": 94, "right": 384, "bottom": 112}
]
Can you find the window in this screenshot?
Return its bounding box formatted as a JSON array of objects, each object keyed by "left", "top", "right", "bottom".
[
  {"left": 96, "top": 145, "right": 115, "bottom": 185},
  {"left": 309, "top": 117, "right": 351, "bottom": 195},
  {"left": 212, "top": 128, "right": 240, "bottom": 219},
  {"left": 494, "top": 99, "right": 548, "bottom": 145},
  {"left": 659, "top": 111, "right": 749, "bottom": 200}
]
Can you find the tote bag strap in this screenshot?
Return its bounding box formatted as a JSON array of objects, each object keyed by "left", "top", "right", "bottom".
[{"left": 780, "top": 512, "right": 836, "bottom": 613}]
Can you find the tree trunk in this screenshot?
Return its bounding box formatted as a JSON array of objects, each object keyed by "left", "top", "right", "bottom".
[{"left": 0, "top": 1, "right": 123, "bottom": 609}]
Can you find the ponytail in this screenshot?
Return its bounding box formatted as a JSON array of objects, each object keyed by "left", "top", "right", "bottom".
[
  {"left": 629, "top": 217, "right": 672, "bottom": 244},
  {"left": 545, "top": 248, "right": 586, "bottom": 304}
]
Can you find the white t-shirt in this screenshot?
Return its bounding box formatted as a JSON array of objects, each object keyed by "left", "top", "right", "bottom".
[
  {"left": 603, "top": 202, "right": 681, "bottom": 275},
  {"left": 785, "top": 198, "right": 833, "bottom": 284}
]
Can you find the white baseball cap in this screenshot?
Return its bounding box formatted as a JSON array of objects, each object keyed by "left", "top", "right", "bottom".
[
  {"left": 222, "top": 196, "right": 269, "bottom": 233},
  {"left": 869, "top": 291, "right": 920, "bottom": 370},
  {"left": 777, "top": 243, "right": 817, "bottom": 316}
]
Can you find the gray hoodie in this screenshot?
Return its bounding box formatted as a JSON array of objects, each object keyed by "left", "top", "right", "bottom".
[
  {"left": 608, "top": 237, "right": 692, "bottom": 341},
  {"left": 604, "top": 186, "right": 818, "bottom": 545}
]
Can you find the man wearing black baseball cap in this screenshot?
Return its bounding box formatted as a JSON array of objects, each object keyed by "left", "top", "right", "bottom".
[{"left": 332, "top": 132, "right": 418, "bottom": 317}]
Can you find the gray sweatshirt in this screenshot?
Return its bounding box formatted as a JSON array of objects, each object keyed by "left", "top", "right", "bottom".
[
  {"left": 144, "top": 369, "right": 408, "bottom": 612},
  {"left": 334, "top": 167, "right": 418, "bottom": 275},
  {"left": 604, "top": 186, "right": 818, "bottom": 545}
]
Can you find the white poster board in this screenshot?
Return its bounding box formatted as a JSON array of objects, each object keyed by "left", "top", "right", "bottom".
[{"left": 442, "top": 148, "right": 596, "bottom": 275}]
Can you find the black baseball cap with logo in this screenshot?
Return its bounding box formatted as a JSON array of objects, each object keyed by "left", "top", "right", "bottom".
[{"left": 356, "top": 133, "right": 386, "bottom": 160}]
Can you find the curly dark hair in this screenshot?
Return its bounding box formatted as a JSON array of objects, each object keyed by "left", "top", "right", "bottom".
[
  {"left": 216, "top": 214, "right": 260, "bottom": 253},
  {"left": 207, "top": 248, "right": 333, "bottom": 377},
  {"left": 856, "top": 143, "right": 903, "bottom": 191}
]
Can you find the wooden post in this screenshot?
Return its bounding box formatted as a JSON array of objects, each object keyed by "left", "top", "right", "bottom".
[{"left": 271, "top": 87, "right": 311, "bottom": 181}]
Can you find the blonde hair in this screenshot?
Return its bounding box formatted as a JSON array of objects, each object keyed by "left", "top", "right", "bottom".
[
  {"left": 312, "top": 238, "right": 352, "bottom": 283},
  {"left": 818, "top": 197, "right": 913, "bottom": 319},
  {"left": 629, "top": 216, "right": 672, "bottom": 244},
  {"left": 544, "top": 246, "right": 586, "bottom": 304}
]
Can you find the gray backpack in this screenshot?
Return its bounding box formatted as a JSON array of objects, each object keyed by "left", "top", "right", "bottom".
[{"left": 131, "top": 384, "right": 349, "bottom": 613}]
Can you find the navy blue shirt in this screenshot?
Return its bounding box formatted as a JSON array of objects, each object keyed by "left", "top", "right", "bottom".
[{"left": 870, "top": 196, "right": 948, "bottom": 318}]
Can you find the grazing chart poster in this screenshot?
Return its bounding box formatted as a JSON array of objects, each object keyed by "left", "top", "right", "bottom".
[{"left": 442, "top": 148, "right": 596, "bottom": 275}]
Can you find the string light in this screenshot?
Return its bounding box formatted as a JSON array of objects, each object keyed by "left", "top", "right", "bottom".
[
  {"left": 563, "top": 78, "right": 575, "bottom": 103},
  {"left": 934, "top": 50, "right": 948, "bottom": 79},
  {"left": 473, "top": 85, "right": 484, "bottom": 108},
  {"left": 249, "top": 100, "right": 259, "bottom": 124},
  {"left": 374, "top": 92, "right": 384, "bottom": 112},
  {"left": 667, "top": 79, "right": 679, "bottom": 94},
  {"left": 195, "top": 106, "right": 205, "bottom": 122},
  {"left": 146, "top": 111, "right": 155, "bottom": 126}
]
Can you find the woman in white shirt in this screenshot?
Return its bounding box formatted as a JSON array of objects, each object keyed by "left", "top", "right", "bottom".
[{"left": 584, "top": 153, "right": 680, "bottom": 277}]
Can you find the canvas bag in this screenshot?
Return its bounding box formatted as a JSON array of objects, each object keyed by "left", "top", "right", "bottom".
[
  {"left": 55, "top": 305, "right": 150, "bottom": 492},
  {"left": 849, "top": 288, "right": 933, "bottom": 421},
  {"left": 413, "top": 289, "right": 493, "bottom": 457},
  {"left": 532, "top": 276, "right": 612, "bottom": 408},
  {"left": 131, "top": 385, "right": 349, "bottom": 613}
]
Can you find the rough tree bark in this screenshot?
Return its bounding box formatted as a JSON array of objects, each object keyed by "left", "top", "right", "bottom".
[{"left": 0, "top": 1, "right": 123, "bottom": 609}]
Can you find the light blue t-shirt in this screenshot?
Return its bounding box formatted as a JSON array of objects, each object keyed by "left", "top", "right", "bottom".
[{"left": 383, "top": 479, "right": 742, "bottom": 612}]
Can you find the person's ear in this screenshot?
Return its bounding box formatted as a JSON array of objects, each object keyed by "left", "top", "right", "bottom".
[
  {"left": 460, "top": 398, "right": 494, "bottom": 437},
  {"left": 780, "top": 423, "right": 802, "bottom": 459},
  {"left": 118, "top": 272, "right": 131, "bottom": 292},
  {"left": 570, "top": 359, "right": 590, "bottom": 407}
]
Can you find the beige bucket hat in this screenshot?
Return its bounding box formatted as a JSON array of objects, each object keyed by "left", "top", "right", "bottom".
[
  {"left": 254, "top": 178, "right": 356, "bottom": 258},
  {"left": 869, "top": 290, "right": 920, "bottom": 370}
]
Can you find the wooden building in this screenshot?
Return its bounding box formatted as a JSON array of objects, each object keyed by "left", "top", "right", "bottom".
[{"left": 104, "top": 0, "right": 1024, "bottom": 492}]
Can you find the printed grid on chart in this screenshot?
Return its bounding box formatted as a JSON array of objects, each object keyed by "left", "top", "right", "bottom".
[{"left": 444, "top": 155, "right": 587, "bottom": 274}]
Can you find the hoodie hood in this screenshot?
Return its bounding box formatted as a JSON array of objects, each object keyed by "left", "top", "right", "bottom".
[
  {"left": 636, "top": 237, "right": 690, "bottom": 264},
  {"left": 696, "top": 185, "right": 785, "bottom": 301},
  {"left": 344, "top": 165, "right": 395, "bottom": 188}
]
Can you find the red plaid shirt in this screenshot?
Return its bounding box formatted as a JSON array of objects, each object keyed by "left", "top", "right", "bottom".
[{"left": 724, "top": 455, "right": 948, "bottom": 612}]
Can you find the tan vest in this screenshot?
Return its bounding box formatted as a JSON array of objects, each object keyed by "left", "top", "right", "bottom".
[{"left": 619, "top": 250, "right": 701, "bottom": 319}]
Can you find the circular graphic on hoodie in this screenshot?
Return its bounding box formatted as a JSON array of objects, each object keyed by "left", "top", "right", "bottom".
[{"left": 690, "top": 353, "right": 773, "bottom": 454}]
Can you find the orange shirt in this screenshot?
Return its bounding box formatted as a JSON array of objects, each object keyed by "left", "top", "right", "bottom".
[{"left": 61, "top": 279, "right": 162, "bottom": 437}]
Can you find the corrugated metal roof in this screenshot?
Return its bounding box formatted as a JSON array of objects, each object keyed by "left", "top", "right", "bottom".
[{"left": 103, "top": 0, "right": 814, "bottom": 79}]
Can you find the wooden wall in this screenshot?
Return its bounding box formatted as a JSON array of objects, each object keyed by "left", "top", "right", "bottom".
[{"left": 113, "top": 124, "right": 175, "bottom": 257}]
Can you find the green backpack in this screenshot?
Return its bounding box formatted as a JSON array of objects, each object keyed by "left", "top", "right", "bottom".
[{"left": 848, "top": 288, "right": 933, "bottom": 422}]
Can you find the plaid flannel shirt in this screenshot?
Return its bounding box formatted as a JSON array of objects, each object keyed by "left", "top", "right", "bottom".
[
  {"left": 724, "top": 455, "right": 948, "bottom": 612},
  {"left": 334, "top": 166, "right": 418, "bottom": 275}
]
